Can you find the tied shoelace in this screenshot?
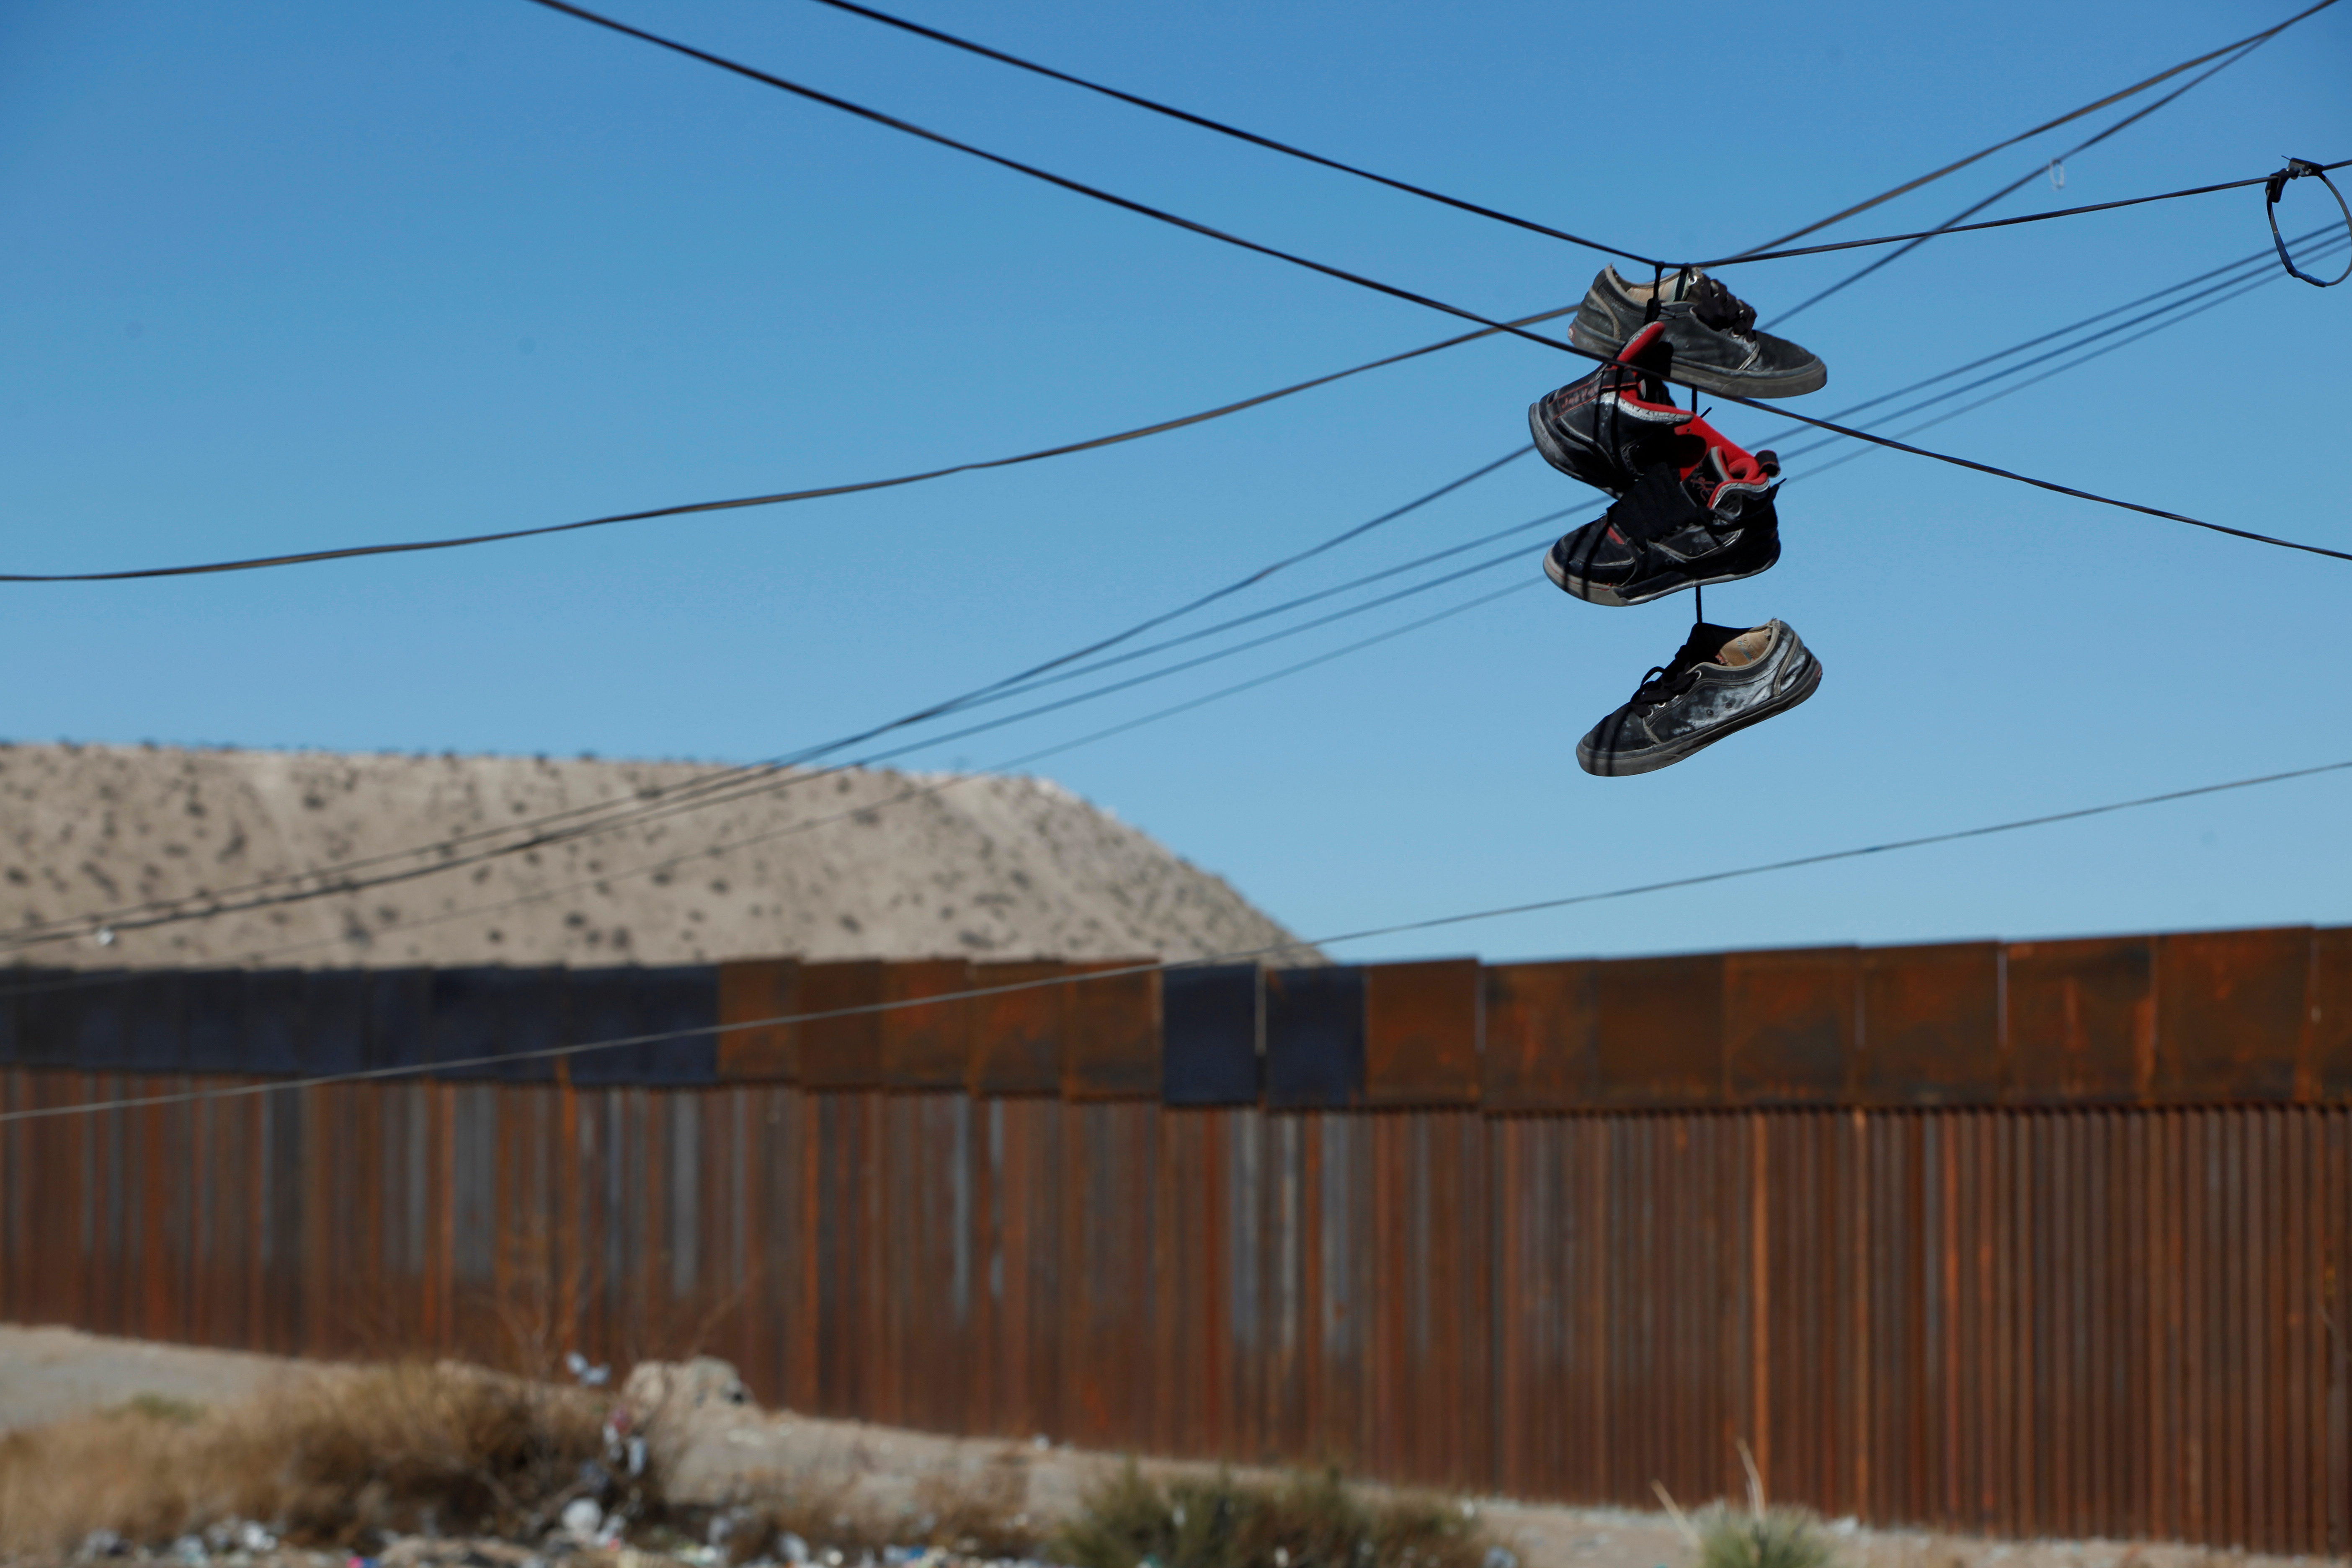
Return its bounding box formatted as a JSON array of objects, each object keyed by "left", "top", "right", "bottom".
[
  {"left": 1626, "top": 662, "right": 1698, "bottom": 710},
  {"left": 1677, "top": 273, "right": 1759, "bottom": 335},
  {"left": 1627, "top": 623, "right": 1743, "bottom": 709}
]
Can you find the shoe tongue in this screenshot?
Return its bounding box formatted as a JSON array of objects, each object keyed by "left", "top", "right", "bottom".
[{"left": 1674, "top": 620, "right": 1762, "bottom": 672}]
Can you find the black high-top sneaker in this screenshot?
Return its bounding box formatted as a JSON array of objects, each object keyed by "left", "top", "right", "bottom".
[
  {"left": 1544, "top": 418, "right": 1781, "bottom": 606},
  {"left": 1576, "top": 620, "right": 1823, "bottom": 776},
  {"left": 1527, "top": 320, "right": 1687, "bottom": 497},
  {"left": 1569, "top": 266, "right": 1826, "bottom": 399}
]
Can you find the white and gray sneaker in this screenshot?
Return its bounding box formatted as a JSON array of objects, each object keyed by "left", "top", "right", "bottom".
[
  {"left": 1568, "top": 267, "right": 1827, "bottom": 400},
  {"left": 1576, "top": 619, "right": 1823, "bottom": 776}
]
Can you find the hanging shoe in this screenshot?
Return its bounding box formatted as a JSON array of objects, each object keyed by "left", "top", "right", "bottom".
[
  {"left": 1527, "top": 320, "right": 1687, "bottom": 496},
  {"left": 1568, "top": 266, "right": 1827, "bottom": 399},
  {"left": 1576, "top": 620, "right": 1823, "bottom": 776},
  {"left": 1544, "top": 424, "right": 1780, "bottom": 606}
]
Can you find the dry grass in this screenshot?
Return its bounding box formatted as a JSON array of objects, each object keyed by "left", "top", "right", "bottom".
[
  {"left": 0, "top": 1360, "right": 609, "bottom": 1555},
  {"left": 1055, "top": 1463, "right": 1491, "bottom": 1568},
  {"left": 1692, "top": 1506, "right": 1836, "bottom": 1568}
]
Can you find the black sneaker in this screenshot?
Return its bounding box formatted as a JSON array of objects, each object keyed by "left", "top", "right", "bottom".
[
  {"left": 1527, "top": 320, "right": 1687, "bottom": 497},
  {"left": 1577, "top": 620, "right": 1823, "bottom": 776},
  {"left": 1568, "top": 266, "right": 1827, "bottom": 400},
  {"left": 1544, "top": 421, "right": 1781, "bottom": 607}
]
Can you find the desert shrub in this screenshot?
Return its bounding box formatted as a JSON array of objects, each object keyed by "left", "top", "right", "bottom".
[
  {"left": 1056, "top": 1463, "right": 1488, "bottom": 1568},
  {"left": 0, "top": 1359, "right": 609, "bottom": 1555},
  {"left": 1692, "top": 1504, "right": 1835, "bottom": 1568}
]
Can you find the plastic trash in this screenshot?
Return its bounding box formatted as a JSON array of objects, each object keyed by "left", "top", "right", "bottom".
[
  {"left": 779, "top": 1533, "right": 812, "bottom": 1565},
  {"left": 170, "top": 1537, "right": 208, "bottom": 1565},
  {"left": 560, "top": 1499, "right": 604, "bottom": 1539},
  {"left": 76, "top": 1530, "right": 128, "bottom": 1560},
  {"left": 237, "top": 1524, "right": 277, "bottom": 1553}
]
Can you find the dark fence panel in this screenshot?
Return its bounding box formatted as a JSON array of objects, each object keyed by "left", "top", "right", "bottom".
[{"left": 1163, "top": 965, "right": 1259, "bottom": 1107}]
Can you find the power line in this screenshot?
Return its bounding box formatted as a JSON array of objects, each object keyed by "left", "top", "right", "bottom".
[
  {"left": 1767, "top": 34, "right": 2276, "bottom": 326},
  {"left": 1723, "top": 0, "right": 2344, "bottom": 258},
  {"left": 529, "top": 0, "right": 2342, "bottom": 288},
  {"left": 205, "top": 228, "right": 2348, "bottom": 975},
  {"left": 0, "top": 450, "right": 1539, "bottom": 952},
  {"left": 13, "top": 215, "right": 2349, "bottom": 958},
  {"left": 15, "top": 4, "right": 2329, "bottom": 586},
  {"left": 0, "top": 541, "right": 1538, "bottom": 957},
  {"left": 1687, "top": 160, "right": 2352, "bottom": 270},
  {"left": 804, "top": 0, "right": 2329, "bottom": 282},
  {"left": 512, "top": 0, "right": 2349, "bottom": 564},
  {"left": 798, "top": 0, "right": 1665, "bottom": 268},
  {"left": 0, "top": 304, "right": 1576, "bottom": 583},
  {"left": 1772, "top": 226, "right": 2350, "bottom": 472},
  {"left": 0, "top": 570, "right": 1545, "bottom": 994},
  {"left": 6, "top": 753, "right": 2344, "bottom": 1125}
]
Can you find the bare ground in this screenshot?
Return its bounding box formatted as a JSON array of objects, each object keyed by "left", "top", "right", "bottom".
[
  {"left": 0, "top": 744, "right": 1317, "bottom": 970},
  {"left": 1, "top": 1326, "right": 2329, "bottom": 1568}
]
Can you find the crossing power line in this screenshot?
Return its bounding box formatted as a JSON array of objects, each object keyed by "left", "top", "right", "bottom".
[
  {"left": 8, "top": 211, "right": 2342, "bottom": 958},
  {"left": 802, "top": 0, "right": 2335, "bottom": 273},
  {"left": 508, "top": 0, "right": 2352, "bottom": 563}
]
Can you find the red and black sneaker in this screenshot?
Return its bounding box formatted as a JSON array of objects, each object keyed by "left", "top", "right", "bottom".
[
  {"left": 1542, "top": 414, "right": 1780, "bottom": 607},
  {"left": 1526, "top": 320, "right": 1685, "bottom": 497}
]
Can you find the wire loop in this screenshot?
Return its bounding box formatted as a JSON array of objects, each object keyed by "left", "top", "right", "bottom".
[{"left": 2265, "top": 157, "right": 2352, "bottom": 286}]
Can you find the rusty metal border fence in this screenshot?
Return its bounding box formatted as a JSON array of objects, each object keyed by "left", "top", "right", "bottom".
[{"left": 3, "top": 925, "right": 2349, "bottom": 1553}]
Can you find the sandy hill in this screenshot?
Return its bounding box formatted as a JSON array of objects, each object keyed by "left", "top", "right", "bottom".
[{"left": 0, "top": 743, "right": 1315, "bottom": 971}]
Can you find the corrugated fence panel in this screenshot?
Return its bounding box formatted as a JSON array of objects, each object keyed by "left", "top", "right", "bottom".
[
  {"left": 3, "top": 1071, "right": 2345, "bottom": 1549},
  {"left": 3, "top": 925, "right": 2349, "bottom": 1551}
]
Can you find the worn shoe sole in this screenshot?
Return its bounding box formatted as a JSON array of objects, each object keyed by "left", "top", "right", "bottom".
[
  {"left": 1542, "top": 533, "right": 1783, "bottom": 607},
  {"left": 1575, "top": 648, "right": 1823, "bottom": 776},
  {"left": 1568, "top": 320, "right": 1827, "bottom": 400}
]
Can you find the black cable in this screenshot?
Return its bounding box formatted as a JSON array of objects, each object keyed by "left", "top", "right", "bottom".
[
  {"left": 511, "top": 0, "right": 2351, "bottom": 565},
  {"left": 1768, "top": 35, "right": 2273, "bottom": 327},
  {"left": 812, "top": 0, "right": 2335, "bottom": 283},
  {"left": 797, "top": 0, "right": 1664, "bottom": 268},
  {"left": 2267, "top": 160, "right": 2352, "bottom": 286},
  {"left": 1686, "top": 159, "right": 2352, "bottom": 270},
  {"left": 19, "top": 6, "right": 2342, "bottom": 587},
  {"left": 0, "top": 570, "right": 1545, "bottom": 992},
  {"left": 8, "top": 752, "right": 2345, "bottom": 1124},
  {"left": 0, "top": 536, "right": 1536, "bottom": 957},
  {"left": 1769, "top": 224, "right": 2350, "bottom": 464},
  {"left": 1723, "top": 0, "right": 2344, "bottom": 258},
  {"left": 1785, "top": 256, "right": 2330, "bottom": 483},
  {"left": 1801, "top": 219, "right": 2341, "bottom": 428},
  {"left": 0, "top": 450, "right": 1538, "bottom": 952},
  {"left": 0, "top": 304, "right": 1573, "bottom": 583}
]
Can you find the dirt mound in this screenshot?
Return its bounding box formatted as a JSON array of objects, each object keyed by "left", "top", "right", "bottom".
[{"left": 0, "top": 743, "right": 1315, "bottom": 970}]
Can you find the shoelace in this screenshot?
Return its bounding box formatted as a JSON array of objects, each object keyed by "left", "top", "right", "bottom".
[
  {"left": 1675, "top": 272, "right": 1759, "bottom": 335},
  {"left": 1628, "top": 656, "right": 1706, "bottom": 710}
]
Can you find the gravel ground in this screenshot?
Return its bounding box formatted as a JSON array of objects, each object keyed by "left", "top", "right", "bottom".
[{"left": 0, "top": 1326, "right": 2327, "bottom": 1568}]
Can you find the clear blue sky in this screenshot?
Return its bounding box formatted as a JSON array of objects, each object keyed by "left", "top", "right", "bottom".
[{"left": 3, "top": 0, "right": 2347, "bottom": 963}]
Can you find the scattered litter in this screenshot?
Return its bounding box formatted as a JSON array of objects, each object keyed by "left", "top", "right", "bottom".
[
  {"left": 77, "top": 1529, "right": 130, "bottom": 1560},
  {"left": 779, "top": 1533, "right": 812, "bottom": 1565},
  {"left": 564, "top": 1351, "right": 611, "bottom": 1388},
  {"left": 559, "top": 1500, "right": 604, "bottom": 1539}
]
